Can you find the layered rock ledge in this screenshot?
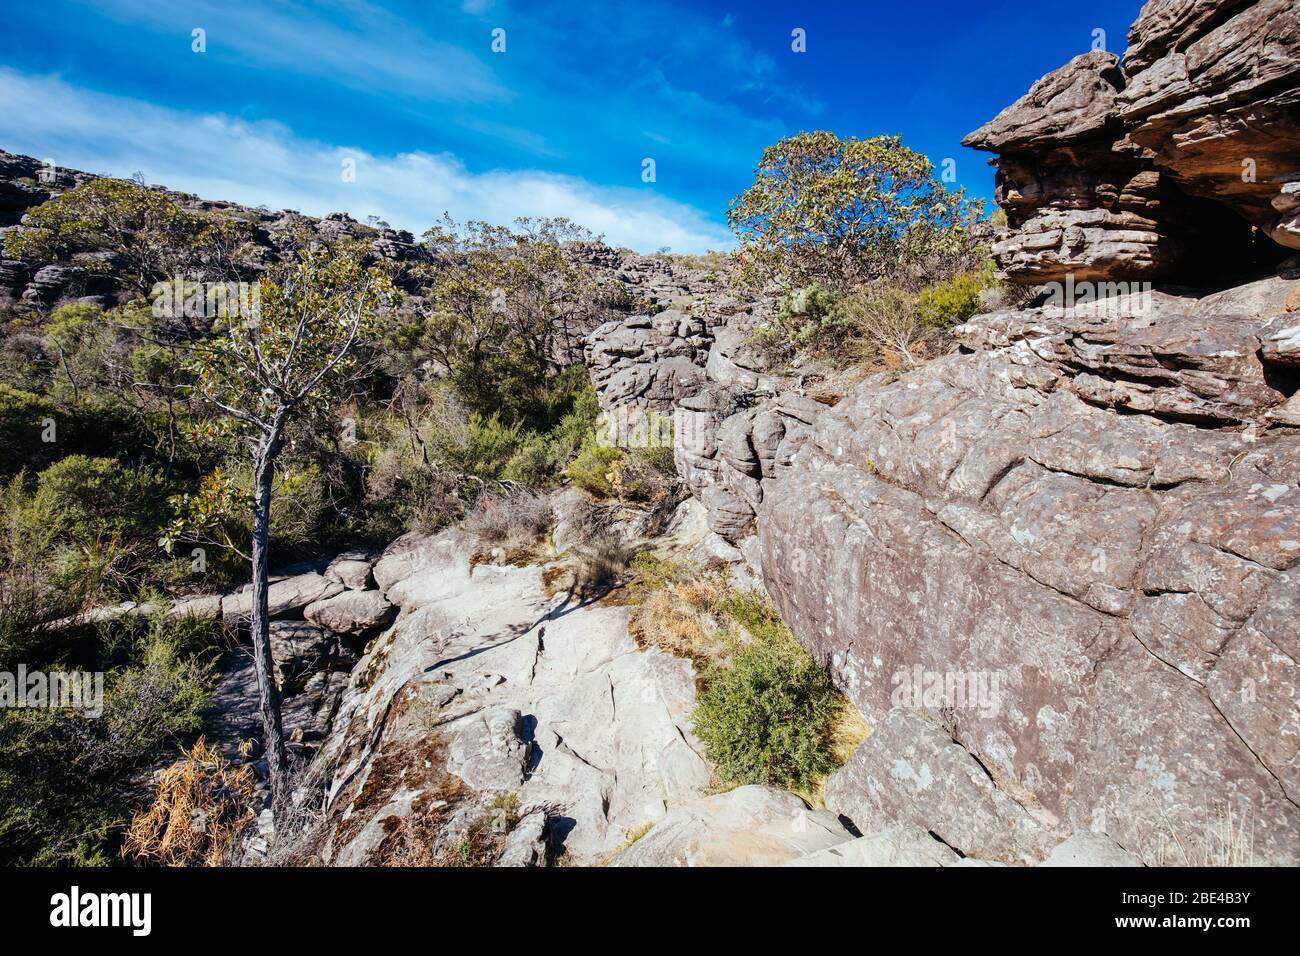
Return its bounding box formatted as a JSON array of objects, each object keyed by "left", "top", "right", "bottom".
[{"left": 963, "top": 0, "right": 1300, "bottom": 284}]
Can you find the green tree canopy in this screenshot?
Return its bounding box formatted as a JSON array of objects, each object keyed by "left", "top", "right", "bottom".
[
  {"left": 3, "top": 178, "right": 254, "bottom": 295},
  {"left": 727, "top": 132, "right": 983, "bottom": 293}
]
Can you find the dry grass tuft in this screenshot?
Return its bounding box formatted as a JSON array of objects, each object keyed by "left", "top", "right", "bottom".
[
  {"left": 626, "top": 554, "right": 739, "bottom": 667},
  {"left": 1149, "top": 800, "right": 1255, "bottom": 867},
  {"left": 466, "top": 488, "right": 554, "bottom": 567},
  {"left": 121, "top": 737, "right": 257, "bottom": 867},
  {"left": 567, "top": 533, "right": 636, "bottom": 600}
]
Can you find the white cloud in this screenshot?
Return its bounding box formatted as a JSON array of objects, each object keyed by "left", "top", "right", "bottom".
[
  {"left": 86, "top": 0, "right": 508, "bottom": 104},
  {"left": 0, "top": 69, "right": 734, "bottom": 254}
]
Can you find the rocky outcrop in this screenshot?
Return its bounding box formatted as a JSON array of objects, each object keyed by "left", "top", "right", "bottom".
[
  {"left": 611, "top": 783, "right": 1146, "bottom": 867},
  {"left": 753, "top": 286, "right": 1300, "bottom": 865},
  {"left": 674, "top": 389, "right": 822, "bottom": 543},
  {"left": 585, "top": 309, "right": 714, "bottom": 411},
  {"left": 611, "top": 785, "right": 855, "bottom": 866},
  {"left": 580, "top": 266, "right": 796, "bottom": 561},
  {"left": 297, "top": 526, "right": 715, "bottom": 865},
  {"left": 963, "top": 0, "right": 1300, "bottom": 283},
  {"left": 1118, "top": 0, "right": 1300, "bottom": 250},
  {"left": 0, "top": 149, "right": 434, "bottom": 311}
]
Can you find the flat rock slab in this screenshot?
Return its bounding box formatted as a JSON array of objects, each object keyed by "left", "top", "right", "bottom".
[
  {"left": 311, "top": 529, "right": 713, "bottom": 865},
  {"left": 611, "top": 785, "right": 854, "bottom": 867}
]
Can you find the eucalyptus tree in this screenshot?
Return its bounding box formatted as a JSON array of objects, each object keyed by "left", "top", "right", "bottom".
[
  {"left": 172, "top": 244, "right": 394, "bottom": 812},
  {"left": 727, "top": 132, "right": 983, "bottom": 293}
]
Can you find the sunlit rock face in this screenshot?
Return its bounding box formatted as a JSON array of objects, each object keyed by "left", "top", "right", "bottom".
[{"left": 755, "top": 286, "right": 1300, "bottom": 865}]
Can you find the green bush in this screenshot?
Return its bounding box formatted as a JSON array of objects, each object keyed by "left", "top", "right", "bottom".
[
  {"left": 917, "top": 263, "right": 996, "bottom": 328},
  {"left": 750, "top": 284, "right": 850, "bottom": 361},
  {"left": 37, "top": 455, "right": 167, "bottom": 548},
  {"left": 727, "top": 131, "right": 985, "bottom": 293},
  {"left": 691, "top": 599, "right": 842, "bottom": 791},
  {"left": 565, "top": 443, "right": 622, "bottom": 497},
  {"left": 501, "top": 431, "right": 554, "bottom": 486},
  {"left": 0, "top": 609, "right": 216, "bottom": 865},
  {"left": 0, "top": 384, "right": 59, "bottom": 477},
  {"left": 0, "top": 473, "right": 100, "bottom": 670}
]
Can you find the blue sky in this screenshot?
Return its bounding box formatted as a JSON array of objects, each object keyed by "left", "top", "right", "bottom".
[{"left": 0, "top": 0, "right": 1142, "bottom": 252}]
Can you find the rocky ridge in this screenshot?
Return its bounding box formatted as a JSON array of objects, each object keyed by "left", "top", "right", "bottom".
[{"left": 0, "top": 148, "right": 716, "bottom": 322}]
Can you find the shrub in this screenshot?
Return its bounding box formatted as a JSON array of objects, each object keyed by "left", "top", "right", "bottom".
[
  {"left": 0, "top": 384, "right": 60, "bottom": 477},
  {"left": 0, "top": 611, "right": 214, "bottom": 865},
  {"left": 728, "top": 132, "right": 984, "bottom": 293},
  {"left": 37, "top": 455, "right": 167, "bottom": 548},
  {"left": 691, "top": 598, "right": 842, "bottom": 792},
  {"left": 574, "top": 533, "right": 635, "bottom": 595},
  {"left": 628, "top": 555, "right": 734, "bottom": 663},
  {"left": 917, "top": 263, "right": 996, "bottom": 328},
  {"left": 0, "top": 473, "right": 108, "bottom": 669},
  {"left": 831, "top": 285, "right": 943, "bottom": 369},
  {"left": 463, "top": 488, "right": 553, "bottom": 548},
  {"left": 500, "top": 431, "right": 554, "bottom": 486},
  {"left": 565, "top": 443, "right": 623, "bottom": 497},
  {"left": 566, "top": 434, "right": 679, "bottom": 503},
  {"left": 0, "top": 327, "right": 53, "bottom": 393}
]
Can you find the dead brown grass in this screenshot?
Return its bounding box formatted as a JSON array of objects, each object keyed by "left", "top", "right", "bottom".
[
  {"left": 121, "top": 737, "right": 257, "bottom": 867},
  {"left": 466, "top": 488, "right": 555, "bottom": 569},
  {"left": 626, "top": 555, "right": 738, "bottom": 667}
]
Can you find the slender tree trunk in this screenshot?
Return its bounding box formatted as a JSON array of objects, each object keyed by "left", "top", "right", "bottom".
[{"left": 249, "top": 426, "right": 290, "bottom": 816}]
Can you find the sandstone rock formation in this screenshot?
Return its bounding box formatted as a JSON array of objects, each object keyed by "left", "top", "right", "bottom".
[
  {"left": 611, "top": 784, "right": 1146, "bottom": 867},
  {"left": 754, "top": 288, "right": 1299, "bottom": 865},
  {"left": 963, "top": 0, "right": 1300, "bottom": 284},
  {"left": 611, "top": 785, "right": 855, "bottom": 866},
  {"left": 298, "top": 526, "right": 717, "bottom": 865},
  {"left": 585, "top": 309, "right": 714, "bottom": 411}
]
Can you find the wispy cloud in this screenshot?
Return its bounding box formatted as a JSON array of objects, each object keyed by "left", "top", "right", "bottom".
[
  {"left": 84, "top": 0, "right": 508, "bottom": 103},
  {"left": 0, "top": 69, "right": 733, "bottom": 253}
]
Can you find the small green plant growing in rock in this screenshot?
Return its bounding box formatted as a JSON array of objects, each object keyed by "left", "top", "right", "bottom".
[
  {"left": 916, "top": 261, "right": 997, "bottom": 328},
  {"left": 691, "top": 594, "right": 843, "bottom": 793}
]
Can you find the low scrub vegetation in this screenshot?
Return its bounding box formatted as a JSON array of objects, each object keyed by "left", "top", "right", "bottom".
[
  {"left": 627, "top": 556, "right": 865, "bottom": 801},
  {"left": 0, "top": 608, "right": 220, "bottom": 865}
]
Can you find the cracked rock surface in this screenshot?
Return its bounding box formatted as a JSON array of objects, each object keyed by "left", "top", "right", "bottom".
[
  {"left": 756, "top": 296, "right": 1300, "bottom": 865},
  {"left": 310, "top": 529, "right": 712, "bottom": 865}
]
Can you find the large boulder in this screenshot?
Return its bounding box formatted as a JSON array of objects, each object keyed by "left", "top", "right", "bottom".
[
  {"left": 303, "top": 589, "right": 395, "bottom": 633},
  {"left": 324, "top": 549, "right": 376, "bottom": 590},
  {"left": 754, "top": 296, "right": 1300, "bottom": 866},
  {"left": 611, "top": 786, "right": 855, "bottom": 867}
]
